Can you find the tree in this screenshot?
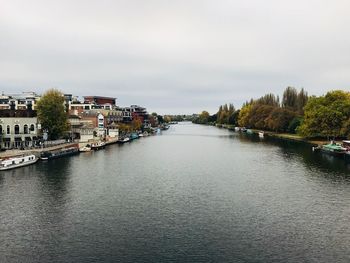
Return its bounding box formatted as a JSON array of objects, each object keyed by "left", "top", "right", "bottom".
[
  {"left": 198, "top": 111, "right": 210, "bottom": 124},
  {"left": 256, "top": 93, "right": 280, "bottom": 107},
  {"left": 248, "top": 104, "right": 275, "bottom": 129},
  {"left": 164, "top": 115, "right": 171, "bottom": 123},
  {"left": 36, "top": 89, "right": 68, "bottom": 140},
  {"left": 298, "top": 90, "right": 350, "bottom": 138},
  {"left": 238, "top": 104, "right": 253, "bottom": 127},
  {"left": 131, "top": 118, "right": 142, "bottom": 131},
  {"left": 297, "top": 88, "right": 308, "bottom": 114},
  {"left": 228, "top": 110, "right": 240, "bottom": 125},
  {"left": 282, "top": 86, "right": 298, "bottom": 110},
  {"left": 288, "top": 117, "right": 303, "bottom": 134},
  {"left": 265, "top": 107, "right": 296, "bottom": 132}
]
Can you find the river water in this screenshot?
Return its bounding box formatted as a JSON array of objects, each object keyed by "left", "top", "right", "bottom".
[{"left": 1, "top": 122, "right": 349, "bottom": 263}]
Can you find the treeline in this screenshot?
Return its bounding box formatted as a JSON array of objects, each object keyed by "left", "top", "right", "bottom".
[
  {"left": 238, "top": 87, "right": 308, "bottom": 133},
  {"left": 193, "top": 87, "right": 350, "bottom": 138}
]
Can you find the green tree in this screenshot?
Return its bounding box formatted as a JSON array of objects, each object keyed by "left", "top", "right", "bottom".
[
  {"left": 288, "top": 117, "right": 303, "bottom": 134},
  {"left": 298, "top": 90, "right": 350, "bottom": 138},
  {"left": 37, "top": 89, "right": 68, "bottom": 140}
]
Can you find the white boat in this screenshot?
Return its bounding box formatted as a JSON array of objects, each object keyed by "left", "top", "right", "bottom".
[
  {"left": 138, "top": 133, "right": 144, "bottom": 137},
  {"left": 91, "top": 142, "right": 106, "bottom": 150},
  {"left": 0, "top": 154, "right": 38, "bottom": 171},
  {"left": 79, "top": 144, "right": 92, "bottom": 152},
  {"left": 258, "top": 131, "right": 265, "bottom": 138}
]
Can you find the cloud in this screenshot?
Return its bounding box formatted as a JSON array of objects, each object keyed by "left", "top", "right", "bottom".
[{"left": 1, "top": 0, "right": 350, "bottom": 114}]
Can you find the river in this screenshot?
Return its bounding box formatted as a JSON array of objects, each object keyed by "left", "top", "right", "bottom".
[{"left": 0, "top": 122, "right": 349, "bottom": 263}]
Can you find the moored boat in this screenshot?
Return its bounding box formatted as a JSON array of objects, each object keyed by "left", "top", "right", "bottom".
[
  {"left": 117, "top": 137, "right": 130, "bottom": 143},
  {"left": 40, "top": 146, "right": 79, "bottom": 160},
  {"left": 160, "top": 124, "right": 170, "bottom": 130},
  {"left": 91, "top": 141, "right": 106, "bottom": 150},
  {"left": 258, "top": 131, "right": 265, "bottom": 138},
  {"left": 320, "top": 142, "right": 346, "bottom": 156},
  {"left": 130, "top": 132, "right": 139, "bottom": 140},
  {"left": 79, "top": 144, "right": 92, "bottom": 152},
  {"left": 0, "top": 154, "right": 38, "bottom": 170}
]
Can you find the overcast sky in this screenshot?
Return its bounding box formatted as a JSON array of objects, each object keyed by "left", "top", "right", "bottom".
[{"left": 1, "top": 0, "right": 350, "bottom": 114}]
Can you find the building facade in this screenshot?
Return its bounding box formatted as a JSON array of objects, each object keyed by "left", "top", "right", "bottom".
[{"left": 0, "top": 110, "right": 39, "bottom": 149}]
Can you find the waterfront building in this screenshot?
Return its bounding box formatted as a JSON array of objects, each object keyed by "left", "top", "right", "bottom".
[
  {"left": 0, "top": 109, "right": 39, "bottom": 149},
  {"left": 68, "top": 115, "right": 95, "bottom": 142},
  {"left": 121, "top": 105, "right": 150, "bottom": 127},
  {"left": 0, "top": 92, "right": 40, "bottom": 111}
]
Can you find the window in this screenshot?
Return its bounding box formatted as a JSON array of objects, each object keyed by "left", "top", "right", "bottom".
[
  {"left": 30, "top": 124, "right": 35, "bottom": 132},
  {"left": 0, "top": 125, "right": 2, "bottom": 134},
  {"left": 24, "top": 125, "right": 28, "bottom": 134},
  {"left": 14, "top": 125, "right": 20, "bottom": 134},
  {"left": 7, "top": 125, "right": 10, "bottom": 134}
]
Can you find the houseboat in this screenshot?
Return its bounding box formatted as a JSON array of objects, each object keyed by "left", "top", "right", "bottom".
[
  {"left": 40, "top": 146, "right": 79, "bottom": 160},
  {"left": 91, "top": 141, "right": 106, "bottom": 150},
  {"left": 117, "top": 136, "right": 130, "bottom": 144},
  {"left": 0, "top": 154, "right": 38, "bottom": 171},
  {"left": 320, "top": 142, "right": 347, "bottom": 156}
]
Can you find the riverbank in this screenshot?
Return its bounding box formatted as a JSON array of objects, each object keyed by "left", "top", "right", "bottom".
[
  {"left": 0, "top": 142, "right": 79, "bottom": 158},
  {"left": 0, "top": 128, "right": 160, "bottom": 161},
  {"left": 215, "top": 124, "right": 331, "bottom": 146}
]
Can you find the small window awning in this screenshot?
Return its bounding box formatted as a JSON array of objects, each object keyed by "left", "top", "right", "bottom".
[
  {"left": 14, "top": 137, "right": 22, "bottom": 141},
  {"left": 25, "top": 137, "right": 32, "bottom": 141},
  {"left": 3, "top": 138, "right": 10, "bottom": 142}
]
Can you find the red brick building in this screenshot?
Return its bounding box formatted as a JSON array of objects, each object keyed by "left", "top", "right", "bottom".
[{"left": 83, "top": 96, "right": 116, "bottom": 106}]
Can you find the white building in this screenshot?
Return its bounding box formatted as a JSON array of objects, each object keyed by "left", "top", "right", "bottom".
[{"left": 0, "top": 111, "right": 39, "bottom": 149}]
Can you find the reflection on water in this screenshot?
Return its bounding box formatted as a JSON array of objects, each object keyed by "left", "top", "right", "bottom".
[{"left": 0, "top": 123, "right": 349, "bottom": 263}]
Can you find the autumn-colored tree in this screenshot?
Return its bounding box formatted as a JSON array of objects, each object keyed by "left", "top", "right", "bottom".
[
  {"left": 131, "top": 118, "right": 142, "bottom": 131},
  {"left": 36, "top": 89, "right": 69, "bottom": 140},
  {"left": 265, "top": 107, "right": 296, "bottom": 132}
]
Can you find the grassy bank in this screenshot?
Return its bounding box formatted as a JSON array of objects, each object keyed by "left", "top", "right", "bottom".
[
  {"left": 250, "top": 130, "right": 327, "bottom": 146},
  {"left": 213, "top": 123, "right": 329, "bottom": 146}
]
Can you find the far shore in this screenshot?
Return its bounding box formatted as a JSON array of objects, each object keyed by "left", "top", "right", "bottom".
[{"left": 214, "top": 124, "right": 335, "bottom": 146}]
